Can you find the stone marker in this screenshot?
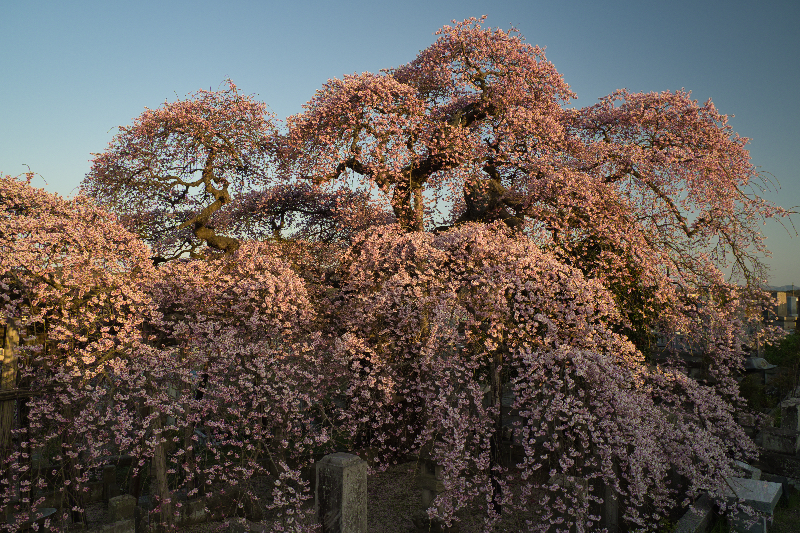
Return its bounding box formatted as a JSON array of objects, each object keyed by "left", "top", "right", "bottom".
[
  {"left": 103, "top": 464, "right": 120, "bottom": 502},
  {"left": 729, "top": 515, "right": 766, "bottom": 533},
  {"left": 316, "top": 452, "right": 367, "bottom": 533},
  {"left": 737, "top": 412, "right": 756, "bottom": 427},
  {"left": 601, "top": 481, "right": 621, "bottom": 533},
  {"left": 417, "top": 459, "right": 445, "bottom": 511},
  {"left": 721, "top": 477, "right": 782, "bottom": 533},
  {"left": 108, "top": 494, "right": 137, "bottom": 523},
  {"left": 178, "top": 498, "right": 207, "bottom": 525},
  {"left": 734, "top": 461, "right": 762, "bottom": 480},
  {"left": 762, "top": 427, "right": 800, "bottom": 455},
  {"left": 674, "top": 494, "right": 713, "bottom": 533},
  {"left": 721, "top": 477, "right": 782, "bottom": 514},
  {"left": 228, "top": 517, "right": 271, "bottom": 533},
  {"left": 760, "top": 472, "right": 800, "bottom": 504},
  {"left": 781, "top": 398, "right": 800, "bottom": 431},
  {"left": 413, "top": 460, "right": 459, "bottom": 532}
]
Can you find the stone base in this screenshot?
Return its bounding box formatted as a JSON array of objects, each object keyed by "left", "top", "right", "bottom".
[{"left": 781, "top": 398, "right": 800, "bottom": 431}]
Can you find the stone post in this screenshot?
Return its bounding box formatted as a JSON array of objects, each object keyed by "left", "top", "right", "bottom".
[
  {"left": 103, "top": 464, "right": 119, "bottom": 502},
  {"left": 413, "top": 459, "right": 458, "bottom": 533},
  {"left": 315, "top": 452, "right": 367, "bottom": 533},
  {"left": 601, "top": 481, "right": 621, "bottom": 533},
  {"left": 418, "top": 459, "right": 444, "bottom": 512}
]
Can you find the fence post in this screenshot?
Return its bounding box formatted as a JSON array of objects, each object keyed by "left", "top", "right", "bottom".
[{"left": 315, "top": 452, "right": 367, "bottom": 533}]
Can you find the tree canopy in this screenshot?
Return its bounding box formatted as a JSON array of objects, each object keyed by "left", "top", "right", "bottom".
[{"left": 2, "top": 16, "right": 792, "bottom": 533}]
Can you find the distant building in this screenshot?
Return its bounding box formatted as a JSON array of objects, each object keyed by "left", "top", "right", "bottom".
[{"left": 768, "top": 291, "right": 798, "bottom": 333}]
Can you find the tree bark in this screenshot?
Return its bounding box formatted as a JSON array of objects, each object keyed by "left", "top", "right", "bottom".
[
  {"left": 152, "top": 413, "right": 174, "bottom": 531},
  {"left": 1, "top": 319, "right": 19, "bottom": 462},
  {"left": 60, "top": 406, "right": 87, "bottom": 527},
  {"left": 489, "top": 350, "right": 503, "bottom": 517}
]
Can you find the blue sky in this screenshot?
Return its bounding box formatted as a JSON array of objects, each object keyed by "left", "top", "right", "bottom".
[{"left": 2, "top": 0, "right": 798, "bottom": 285}]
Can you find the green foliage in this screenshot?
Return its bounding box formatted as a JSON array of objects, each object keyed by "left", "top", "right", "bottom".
[
  {"left": 738, "top": 373, "right": 778, "bottom": 410},
  {"left": 764, "top": 330, "right": 800, "bottom": 399},
  {"left": 765, "top": 330, "right": 800, "bottom": 367},
  {"left": 655, "top": 517, "right": 676, "bottom": 533}
]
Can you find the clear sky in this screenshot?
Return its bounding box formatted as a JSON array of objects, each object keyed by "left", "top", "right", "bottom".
[{"left": 2, "top": 0, "right": 798, "bottom": 285}]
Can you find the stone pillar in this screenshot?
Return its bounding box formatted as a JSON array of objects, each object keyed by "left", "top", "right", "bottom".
[
  {"left": 418, "top": 459, "right": 444, "bottom": 512},
  {"left": 103, "top": 464, "right": 119, "bottom": 502},
  {"left": 413, "top": 459, "right": 458, "bottom": 533},
  {"left": 602, "top": 482, "right": 621, "bottom": 533},
  {"left": 315, "top": 452, "right": 367, "bottom": 533}
]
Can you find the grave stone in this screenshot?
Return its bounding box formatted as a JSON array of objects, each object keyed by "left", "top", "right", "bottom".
[
  {"left": 412, "top": 459, "right": 458, "bottom": 532},
  {"left": 762, "top": 427, "right": 800, "bottom": 455},
  {"left": 720, "top": 477, "right": 782, "bottom": 533},
  {"left": 674, "top": 494, "right": 713, "bottom": 533},
  {"left": 738, "top": 412, "right": 756, "bottom": 427},
  {"left": 734, "top": 461, "right": 761, "bottom": 480},
  {"left": 178, "top": 498, "right": 207, "bottom": 525},
  {"left": 103, "top": 464, "right": 120, "bottom": 502},
  {"left": 780, "top": 398, "right": 800, "bottom": 431},
  {"left": 729, "top": 514, "right": 766, "bottom": 533},
  {"left": 721, "top": 477, "right": 782, "bottom": 514},
  {"left": 227, "top": 517, "right": 271, "bottom": 533},
  {"left": 549, "top": 473, "right": 590, "bottom": 529},
  {"left": 108, "top": 494, "right": 136, "bottom": 523},
  {"left": 601, "top": 482, "right": 621, "bottom": 533},
  {"left": 315, "top": 452, "right": 367, "bottom": 533}
]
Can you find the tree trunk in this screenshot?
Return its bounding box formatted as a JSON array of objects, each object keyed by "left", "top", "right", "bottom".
[
  {"left": 489, "top": 351, "right": 503, "bottom": 517},
  {"left": 413, "top": 187, "right": 424, "bottom": 232},
  {"left": 60, "top": 405, "right": 87, "bottom": 527},
  {"left": 152, "top": 413, "right": 174, "bottom": 531},
  {"left": 130, "top": 400, "right": 150, "bottom": 505},
  {"left": 1, "top": 319, "right": 19, "bottom": 463}
]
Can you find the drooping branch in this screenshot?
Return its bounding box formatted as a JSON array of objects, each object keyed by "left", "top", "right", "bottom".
[{"left": 633, "top": 169, "right": 709, "bottom": 238}]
